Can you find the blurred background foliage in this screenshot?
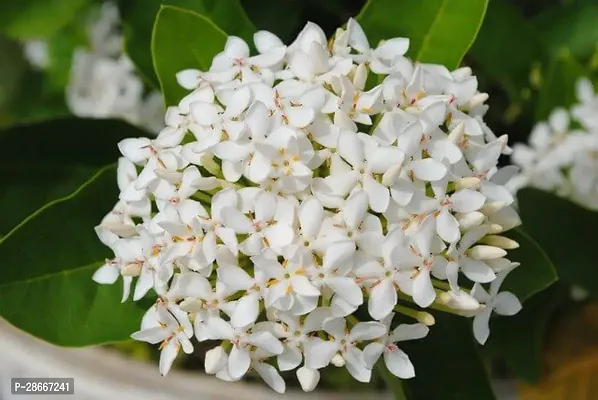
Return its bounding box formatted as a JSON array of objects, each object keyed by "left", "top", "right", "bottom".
[{"left": 2, "top": 0, "right": 598, "bottom": 398}]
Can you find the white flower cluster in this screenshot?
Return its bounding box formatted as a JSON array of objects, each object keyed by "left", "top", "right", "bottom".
[
  {"left": 94, "top": 19, "right": 523, "bottom": 393},
  {"left": 509, "top": 78, "right": 598, "bottom": 210},
  {"left": 23, "top": 2, "right": 164, "bottom": 134}
]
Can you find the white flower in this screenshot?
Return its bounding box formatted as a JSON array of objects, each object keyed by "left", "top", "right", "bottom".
[
  {"left": 471, "top": 264, "right": 522, "bottom": 344},
  {"left": 131, "top": 302, "right": 193, "bottom": 376},
  {"left": 363, "top": 314, "right": 429, "bottom": 378},
  {"left": 304, "top": 318, "right": 386, "bottom": 382}
]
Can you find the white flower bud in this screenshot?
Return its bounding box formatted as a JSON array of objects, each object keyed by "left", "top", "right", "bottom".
[
  {"left": 331, "top": 354, "right": 345, "bottom": 367},
  {"left": 481, "top": 201, "right": 505, "bottom": 215},
  {"left": 448, "top": 122, "right": 465, "bottom": 143},
  {"left": 439, "top": 290, "right": 481, "bottom": 312},
  {"left": 481, "top": 235, "right": 519, "bottom": 249},
  {"left": 382, "top": 163, "right": 402, "bottom": 186},
  {"left": 200, "top": 154, "right": 221, "bottom": 176},
  {"left": 416, "top": 311, "right": 436, "bottom": 326},
  {"left": 486, "top": 257, "right": 512, "bottom": 272},
  {"left": 456, "top": 211, "right": 485, "bottom": 230},
  {"left": 297, "top": 367, "right": 320, "bottom": 392},
  {"left": 485, "top": 223, "right": 505, "bottom": 234},
  {"left": 455, "top": 176, "right": 481, "bottom": 190},
  {"left": 204, "top": 346, "right": 228, "bottom": 374},
  {"left": 468, "top": 245, "right": 507, "bottom": 260},
  {"left": 121, "top": 262, "right": 142, "bottom": 277},
  {"left": 353, "top": 63, "right": 368, "bottom": 91},
  {"left": 467, "top": 93, "right": 489, "bottom": 109}
]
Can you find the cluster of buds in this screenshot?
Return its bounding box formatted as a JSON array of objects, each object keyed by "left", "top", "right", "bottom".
[{"left": 94, "top": 18, "right": 523, "bottom": 393}]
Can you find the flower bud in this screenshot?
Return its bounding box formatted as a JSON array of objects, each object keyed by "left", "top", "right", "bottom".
[
  {"left": 200, "top": 154, "right": 221, "bottom": 177},
  {"left": 467, "top": 93, "right": 489, "bottom": 109},
  {"left": 481, "top": 235, "right": 519, "bottom": 249},
  {"left": 416, "top": 311, "right": 435, "bottom": 326},
  {"left": 481, "top": 201, "right": 505, "bottom": 215},
  {"left": 205, "top": 346, "right": 228, "bottom": 374},
  {"left": 353, "top": 63, "right": 368, "bottom": 91},
  {"left": 485, "top": 223, "right": 505, "bottom": 234},
  {"left": 468, "top": 245, "right": 507, "bottom": 260},
  {"left": 456, "top": 211, "right": 485, "bottom": 230},
  {"left": 121, "top": 262, "right": 142, "bottom": 277},
  {"left": 486, "top": 257, "right": 512, "bottom": 272},
  {"left": 331, "top": 354, "right": 345, "bottom": 367},
  {"left": 455, "top": 177, "right": 481, "bottom": 190},
  {"left": 448, "top": 122, "right": 464, "bottom": 143},
  {"left": 439, "top": 290, "right": 480, "bottom": 312},
  {"left": 382, "top": 164, "right": 402, "bottom": 186},
  {"left": 297, "top": 367, "right": 320, "bottom": 392}
]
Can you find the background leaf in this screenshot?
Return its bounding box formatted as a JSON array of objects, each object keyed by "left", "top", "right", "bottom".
[
  {"left": 535, "top": 51, "right": 587, "bottom": 120},
  {"left": 517, "top": 188, "right": 598, "bottom": 294},
  {"left": 0, "top": 165, "right": 147, "bottom": 346},
  {"left": 0, "top": 0, "right": 89, "bottom": 40},
  {"left": 357, "top": 0, "right": 488, "bottom": 69},
  {"left": 152, "top": 5, "right": 228, "bottom": 105},
  {"left": 485, "top": 284, "right": 567, "bottom": 383},
  {"left": 534, "top": 0, "right": 598, "bottom": 61},
  {"left": 469, "top": 1, "right": 546, "bottom": 101},
  {"left": 502, "top": 228, "right": 558, "bottom": 302},
  {"left": 0, "top": 118, "right": 149, "bottom": 238},
  {"left": 401, "top": 313, "right": 496, "bottom": 399},
  {"left": 120, "top": 0, "right": 255, "bottom": 87}
]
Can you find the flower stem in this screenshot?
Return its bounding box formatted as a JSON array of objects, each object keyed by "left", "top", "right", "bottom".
[{"left": 375, "top": 361, "right": 407, "bottom": 400}]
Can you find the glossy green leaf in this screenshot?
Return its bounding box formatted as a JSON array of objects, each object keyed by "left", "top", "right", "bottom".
[
  {"left": 357, "top": 0, "right": 488, "bottom": 69},
  {"left": 502, "top": 228, "right": 558, "bottom": 302},
  {"left": 0, "top": 118, "right": 149, "bottom": 236},
  {"left": 0, "top": 0, "right": 89, "bottom": 40},
  {"left": 535, "top": 51, "right": 587, "bottom": 120},
  {"left": 152, "top": 5, "right": 228, "bottom": 105},
  {"left": 517, "top": 188, "right": 598, "bottom": 294},
  {"left": 469, "top": 1, "right": 546, "bottom": 99},
  {"left": 0, "top": 165, "right": 147, "bottom": 346},
  {"left": 535, "top": 0, "right": 598, "bottom": 60},
  {"left": 242, "top": 0, "right": 304, "bottom": 43},
  {"left": 120, "top": 0, "right": 255, "bottom": 87},
  {"left": 401, "top": 313, "right": 496, "bottom": 399},
  {"left": 486, "top": 284, "right": 567, "bottom": 383}
]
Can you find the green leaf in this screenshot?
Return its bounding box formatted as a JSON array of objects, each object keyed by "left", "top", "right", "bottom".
[
  {"left": 401, "top": 313, "right": 496, "bottom": 399},
  {"left": 486, "top": 283, "right": 567, "bottom": 383},
  {"left": 535, "top": 0, "right": 598, "bottom": 60},
  {"left": 502, "top": 228, "right": 558, "bottom": 302},
  {"left": 0, "top": 0, "right": 89, "bottom": 40},
  {"left": 242, "top": 0, "right": 304, "bottom": 43},
  {"left": 517, "top": 188, "right": 598, "bottom": 294},
  {"left": 357, "top": 0, "right": 488, "bottom": 69},
  {"left": 468, "top": 1, "right": 546, "bottom": 100},
  {"left": 44, "top": 20, "right": 89, "bottom": 92},
  {"left": 152, "top": 5, "right": 229, "bottom": 105},
  {"left": 535, "top": 51, "right": 587, "bottom": 120},
  {"left": 0, "top": 118, "right": 149, "bottom": 236},
  {"left": 0, "top": 165, "right": 147, "bottom": 346},
  {"left": 120, "top": 0, "right": 255, "bottom": 87}
]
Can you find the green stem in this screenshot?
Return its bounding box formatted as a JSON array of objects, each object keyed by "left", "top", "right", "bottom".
[{"left": 375, "top": 361, "right": 408, "bottom": 400}]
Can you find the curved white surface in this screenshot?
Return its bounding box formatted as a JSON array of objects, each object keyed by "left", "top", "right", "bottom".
[{"left": 0, "top": 319, "right": 517, "bottom": 399}]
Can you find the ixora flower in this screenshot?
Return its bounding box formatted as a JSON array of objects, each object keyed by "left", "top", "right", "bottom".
[
  {"left": 93, "top": 18, "right": 523, "bottom": 393},
  {"left": 509, "top": 77, "right": 598, "bottom": 210}
]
